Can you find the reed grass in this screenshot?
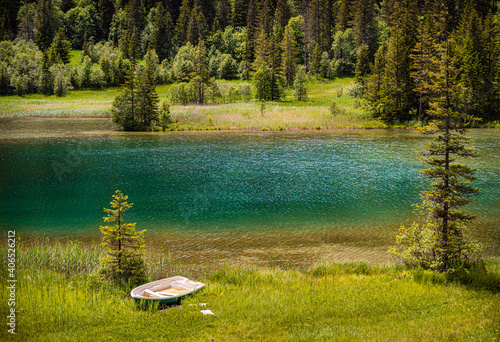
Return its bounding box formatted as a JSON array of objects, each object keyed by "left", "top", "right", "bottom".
[{"left": 1, "top": 241, "right": 499, "bottom": 341}]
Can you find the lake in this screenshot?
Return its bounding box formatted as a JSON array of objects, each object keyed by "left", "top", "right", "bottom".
[{"left": 1, "top": 119, "right": 499, "bottom": 266}]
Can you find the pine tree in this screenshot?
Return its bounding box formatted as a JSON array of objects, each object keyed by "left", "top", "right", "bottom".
[
  {"left": 149, "top": 2, "right": 174, "bottom": 62},
  {"left": 352, "top": 0, "right": 377, "bottom": 59},
  {"left": 281, "top": 24, "right": 299, "bottom": 87},
  {"left": 273, "top": 0, "right": 292, "bottom": 43},
  {"left": 365, "top": 42, "right": 388, "bottom": 118},
  {"left": 243, "top": 0, "right": 258, "bottom": 79},
  {"left": 137, "top": 50, "right": 160, "bottom": 126},
  {"left": 231, "top": 0, "right": 249, "bottom": 28},
  {"left": 112, "top": 63, "right": 138, "bottom": 131},
  {"left": 174, "top": 0, "right": 193, "bottom": 46},
  {"left": 355, "top": 45, "right": 370, "bottom": 85},
  {"left": 380, "top": 0, "right": 418, "bottom": 122},
  {"left": 17, "top": 1, "right": 37, "bottom": 42},
  {"left": 336, "top": 0, "right": 353, "bottom": 32},
  {"left": 253, "top": 27, "right": 272, "bottom": 72},
  {"left": 480, "top": 12, "right": 500, "bottom": 121},
  {"left": 99, "top": 190, "right": 147, "bottom": 283},
  {"left": 254, "top": 62, "right": 272, "bottom": 100},
  {"left": 293, "top": 65, "right": 308, "bottom": 100},
  {"left": 36, "top": 0, "right": 58, "bottom": 51},
  {"left": 40, "top": 52, "right": 54, "bottom": 95},
  {"left": 48, "top": 29, "right": 72, "bottom": 65},
  {"left": 410, "top": 15, "right": 438, "bottom": 122},
  {"left": 99, "top": 0, "right": 115, "bottom": 40},
  {"left": 213, "top": 0, "right": 231, "bottom": 31},
  {"left": 120, "top": 0, "right": 146, "bottom": 62},
  {"left": 311, "top": 43, "right": 321, "bottom": 79},
  {"left": 390, "top": 18, "right": 482, "bottom": 272},
  {"left": 190, "top": 37, "right": 210, "bottom": 104},
  {"left": 186, "top": 0, "right": 209, "bottom": 45}
]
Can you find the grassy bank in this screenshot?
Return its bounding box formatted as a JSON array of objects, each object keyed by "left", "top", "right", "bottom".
[
  {"left": 0, "top": 79, "right": 390, "bottom": 130},
  {"left": 1, "top": 240, "right": 499, "bottom": 341}
]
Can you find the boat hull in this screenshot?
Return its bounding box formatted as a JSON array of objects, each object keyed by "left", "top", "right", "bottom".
[{"left": 130, "top": 276, "right": 205, "bottom": 307}]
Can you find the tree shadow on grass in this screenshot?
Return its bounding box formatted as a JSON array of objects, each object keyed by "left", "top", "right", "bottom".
[{"left": 413, "top": 262, "right": 500, "bottom": 294}]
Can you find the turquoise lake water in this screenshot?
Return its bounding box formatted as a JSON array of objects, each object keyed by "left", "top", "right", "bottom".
[{"left": 1, "top": 119, "right": 499, "bottom": 262}]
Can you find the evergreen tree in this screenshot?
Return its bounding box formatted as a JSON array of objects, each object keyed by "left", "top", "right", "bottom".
[
  {"left": 355, "top": 44, "right": 370, "bottom": 85},
  {"left": 174, "top": 0, "right": 193, "bottom": 46},
  {"left": 36, "top": 0, "right": 58, "bottom": 51},
  {"left": 273, "top": 0, "right": 292, "bottom": 43},
  {"left": 99, "top": 190, "right": 147, "bottom": 283},
  {"left": 281, "top": 24, "right": 299, "bottom": 87},
  {"left": 99, "top": 0, "right": 115, "bottom": 40},
  {"left": 390, "top": 30, "right": 482, "bottom": 272},
  {"left": 149, "top": 2, "right": 174, "bottom": 62},
  {"left": 293, "top": 65, "right": 308, "bottom": 100},
  {"left": 243, "top": 0, "right": 258, "bottom": 79},
  {"left": 253, "top": 27, "right": 272, "bottom": 72},
  {"left": 17, "top": 1, "right": 37, "bottom": 42},
  {"left": 231, "top": 0, "right": 249, "bottom": 28},
  {"left": 213, "top": 0, "right": 232, "bottom": 32},
  {"left": 352, "top": 0, "right": 377, "bottom": 59},
  {"left": 137, "top": 50, "right": 160, "bottom": 126},
  {"left": 254, "top": 62, "right": 272, "bottom": 100},
  {"left": 380, "top": 0, "right": 418, "bottom": 122},
  {"left": 365, "top": 42, "right": 388, "bottom": 118},
  {"left": 336, "top": 0, "right": 353, "bottom": 32},
  {"left": 451, "top": 5, "right": 499, "bottom": 121},
  {"left": 252, "top": 0, "right": 275, "bottom": 72},
  {"left": 311, "top": 43, "right": 321, "bottom": 79},
  {"left": 410, "top": 15, "right": 438, "bottom": 122},
  {"left": 40, "top": 52, "right": 54, "bottom": 95},
  {"left": 320, "top": 51, "right": 330, "bottom": 78},
  {"left": 119, "top": 0, "right": 146, "bottom": 62},
  {"left": 307, "top": 0, "right": 333, "bottom": 53},
  {"left": 480, "top": 12, "right": 500, "bottom": 121},
  {"left": 186, "top": 0, "right": 209, "bottom": 45},
  {"left": 48, "top": 29, "right": 71, "bottom": 64},
  {"left": 190, "top": 37, "right": 211, "bottom": 104},
  {"left": 112, "top": 63, "right": 138, "bottom": 130}
]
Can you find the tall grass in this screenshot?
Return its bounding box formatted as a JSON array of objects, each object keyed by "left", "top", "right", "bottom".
[
  {"left": 0, "top": 79, "right": 390, "bottom": 129},
  {"left": 1, "top": 241, "right": 499, "bottom": 341}
]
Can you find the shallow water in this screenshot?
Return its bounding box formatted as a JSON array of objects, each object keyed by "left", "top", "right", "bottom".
[{"left": 1, "top": 119, "right": 499, "bottom": 265}]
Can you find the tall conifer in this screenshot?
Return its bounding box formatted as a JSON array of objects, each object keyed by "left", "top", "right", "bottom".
[
  {"left": 391, "top": 17, "right": 482, "bottom": 271},
  {"left": 281, "top": 24, "right": 299, "bottom": 87}
]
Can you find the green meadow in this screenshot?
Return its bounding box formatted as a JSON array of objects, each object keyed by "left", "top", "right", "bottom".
[
  {"left": 1, "top": 241, "right": 499, "bottom": 341},
  {"left": 0, "top": 78, "right": 389, "bottom": 130}
]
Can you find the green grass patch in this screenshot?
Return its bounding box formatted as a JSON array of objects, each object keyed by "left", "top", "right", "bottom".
[
  {"left": 0, "top": 78, "right": 389, "bottom": 129},
  {"left": 1, "top": 241, "right": 499, "bottom": 341}
]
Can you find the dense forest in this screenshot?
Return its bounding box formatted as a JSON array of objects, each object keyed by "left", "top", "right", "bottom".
[{"left": 0, "top": 0, "right": 499, "bottom": 122}]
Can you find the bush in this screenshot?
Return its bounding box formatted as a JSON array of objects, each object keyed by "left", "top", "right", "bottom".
[
  {"left": 171, "top": 43, "right": 195, "bottom": 82},
  {"left": 219, "top": 54, "right": 238, "bottom": 79},
  {"left": 89, "top": 64, "right": 105, "bottom": 88},
  {"left": 51, "top": 64, "right": 73, "bottom": 96},
  {"left": 238, "top": 83, "right": 253, "bottom": 102},
  {"left": 169, "top": 82, "right": 191, "bottom": 104},
  {"left": 293, "top": 65, "right": 308, "bottom": 101},
  {"left": 329, "top": 100, "right": 345, "bottom": 116}
]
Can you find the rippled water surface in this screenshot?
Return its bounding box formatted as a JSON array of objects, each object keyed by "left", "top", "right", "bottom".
[{"left": 1, "top": 119, "right": 499, "bottom": 264}]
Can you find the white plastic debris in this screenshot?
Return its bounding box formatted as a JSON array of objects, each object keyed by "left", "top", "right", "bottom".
[{"left": 200, "top": 309, "right": 214, "bottom": 315}]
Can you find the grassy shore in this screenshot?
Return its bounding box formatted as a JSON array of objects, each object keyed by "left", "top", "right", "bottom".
[
  {"left": 1, "top": 240, "right": 499, "bottom": 341},
  {"left": 0, "top": 78, "right": 392, "bottom": 130}
]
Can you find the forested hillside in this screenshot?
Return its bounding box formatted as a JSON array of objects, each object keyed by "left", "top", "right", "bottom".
[{"left": 0, "top": 0, "right": 499, "bottom": 122}]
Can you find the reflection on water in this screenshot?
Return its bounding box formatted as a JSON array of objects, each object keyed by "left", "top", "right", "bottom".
[{"left": 1, "top": 119, "right": 499, "bottom": 265}]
